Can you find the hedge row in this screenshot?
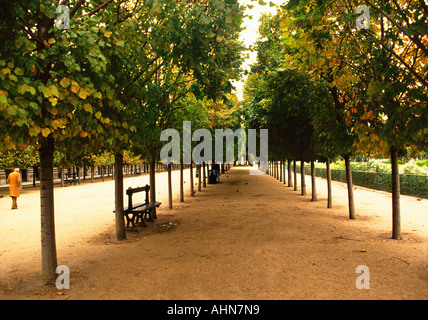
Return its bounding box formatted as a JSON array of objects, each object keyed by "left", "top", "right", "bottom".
[{"left": 301, "top": 165, "right": 428, "bottom": 199}]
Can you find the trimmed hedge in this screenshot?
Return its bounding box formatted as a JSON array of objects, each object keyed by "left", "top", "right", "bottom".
[{"left": 300, "top": 165, "right": 428, "bottom": 199}]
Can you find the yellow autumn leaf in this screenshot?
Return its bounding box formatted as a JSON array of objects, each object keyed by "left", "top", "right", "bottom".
[
  {"left": 41, "top": 128, "right": 51, "bottom": 137},
  {"left": 28, "top": 126, "right": 41, "bottom": 137},
  {"left": 78, "top": 88, "right": 88, "bottom": 99},
  {"left": 83, "top": 103, "right": 93, "bottom": 113},
  {"left": 52, "top": 120, "right": 61, "bottom": 129},
  {"left": 60, "top": 77, "right": 71, "bottom": 88},
  {"left": 49, "top": 97, "right": 58, "bottom": 106},
  {"left": 71, "top": 84, "right": 80, "bottom": 94}
]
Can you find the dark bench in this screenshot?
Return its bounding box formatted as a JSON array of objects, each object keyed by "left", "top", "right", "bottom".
[
  {"left": 64, "top": 173, "right": 78, "bottom": 186},
  {"left": 123, "top": 185, "right": 161, "bottom": 231}
]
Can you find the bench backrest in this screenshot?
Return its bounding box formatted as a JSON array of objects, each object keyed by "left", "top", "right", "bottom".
[{"left": 126, "top": 185, "right": 150, "bottom": 208}]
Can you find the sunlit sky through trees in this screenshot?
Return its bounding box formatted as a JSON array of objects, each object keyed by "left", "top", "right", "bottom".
[{"left": 233, "top": 0, "right": 289, "bottom": 100}]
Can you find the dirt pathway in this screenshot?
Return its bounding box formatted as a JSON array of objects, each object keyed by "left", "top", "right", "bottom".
[{"left": 0, "top": 166, "right": 427, "bottom": 299}]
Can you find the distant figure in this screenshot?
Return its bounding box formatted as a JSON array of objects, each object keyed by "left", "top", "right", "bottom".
[
  {"left": 7, "top": 168, "right": 21, "bottom": 210},
  {"left": 214, "top": 163, "right": 220, "bottom": 182},
  {"left": 210, "top": 161, "right": 217, "bottom": 184}
]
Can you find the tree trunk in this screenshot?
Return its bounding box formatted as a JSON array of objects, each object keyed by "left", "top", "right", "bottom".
[
  {"left": 288, "top": 159, "right": 292, "bottom": 187},
  {"left": 91, "top": 165, "right": 95, "bottom": 183},
  {"left": 203, "top": 162, "right": 206, "bottom": 188},
  {"left": 274, "top": 161, "right": 277, "bottom": 179},
  {"left": 33, "top": 166, "right": 37, "bottom": 187},
  {"left": 391, "top": 147, "right": 401, "bottom": 240},
  {"left": 190, "top": 161, "right": 195, "bottom": 197},
  {"left": 168, "top": 163, "right": 173, "bottom": 209},
  {"left": 326, "top": 158, "right": 332, "bottom": 209},
  {"left": 39, "top": 134, "right": 57, "bottom": 284},
  {"left": 300, "top": 160, "right": 306, "bottom": 195},
  {"left": 61, "top": 166, "right": 64, "bottom": 187},
  {"left": 311, "top": 160, "right": 317, "bottom": 201},
  {"left": 344, "top": 154, "right": 356, "bottom": 219},
  {"left": 180, "top": 158, "right": 184, "bottom": 202},
  {"left": 279, "top": 160, "right": 283, "bottom": 182},
  {"left": 282, "top": 160, "right": 286, "bottom": 184},
  {"left": 149, "top": 148, "right": 157, "bottom": 219},
  {"left": 293, "top": 160, "right": 297, "bottom": 191},
  {"left": 114, "top": 152, "right": 126, "bottom": 241},
  {"left": 272, "top": 161, "right": 275, "bottom": 179},
  {"left": 198, "top": 164, "right": 201, "bottom": 192}
]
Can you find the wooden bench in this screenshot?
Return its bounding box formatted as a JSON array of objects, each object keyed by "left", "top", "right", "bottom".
[
  {"left": 123, "top": 185, "right": 161, "bottom": 231},
  {"left": 64, "top": 173, "right": 78, "bottom": 186}
]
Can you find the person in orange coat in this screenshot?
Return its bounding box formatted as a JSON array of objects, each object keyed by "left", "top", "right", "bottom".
[{"left": 7, "top": 168, "right": 21, "bottom": 209}]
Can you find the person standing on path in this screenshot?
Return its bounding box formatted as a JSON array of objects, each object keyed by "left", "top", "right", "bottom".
[{"left": 7, "top": 168, "right": 21, "bottom": 209}]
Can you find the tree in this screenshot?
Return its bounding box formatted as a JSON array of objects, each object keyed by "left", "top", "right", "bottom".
[
  {"left": 247, "top": 0, "right": 427, "bottom": 237},
  {"left": 0, "top": 0, "right": 130, "bottom": 282}
]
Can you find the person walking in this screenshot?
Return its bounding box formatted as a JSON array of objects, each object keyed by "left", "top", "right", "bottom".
[{"left": 7, "top": 168, "right": 21, "bottom": 209}]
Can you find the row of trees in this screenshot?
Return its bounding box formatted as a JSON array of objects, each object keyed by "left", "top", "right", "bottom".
[
  {"left": 0, "top": 146, "right": 156, "bottom": 170},
  {"left": 243, "top": 0, "right": 427, "bottom": 240},
  {"left": 0, "top": 0, "right": 248, "bottom": 282}
]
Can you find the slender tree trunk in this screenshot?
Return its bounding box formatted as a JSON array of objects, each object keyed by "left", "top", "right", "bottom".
[
  {"left": 198, "top": 164, "right": 201, "bottom": 192},
  {"left": 279, "top": 160, "right": 283, "bottom": 182},
  {"left": 274, "top": 161, "right": 277, "bottom": 179},
  {"left": 33, "top": 166, "right": 37, "bottom": 187},
  {"left": 344, "top": 154, "right": 356, "bottom": 219},
  {"left": 391, "top": 147, "right": 401, "bottom": 239},
  {"left": 273, "top": 161, "right": 276, "bottom": 179},
  {"left": 326, "top": 158, "right": 332, "bottom": 209},
  {"left": 301, "top": 160, "right": 306, "bottom": 195},
  {"left": 39, "top": 134, "right": 57, "bottom": 283},
  {"left": 61, "top": 166, "right": 64, "bottom": 187},
  {"left": 37, "top": 13, "right": 57, "bottom": 284},
  {"left": 311, "top": 160, "right": 317, "bottom": 201},
  {"left": 149, "top": 148, "right": 157, "bottom": 219},
  {"left": 288, "top": 159, "right": 292, "bottom": 187},
  {"left": 91, "top": 165, "right": 94, "bottom": 183},
  {"left": 293, "top": 160, "right": 297, "bottom": 191},
  {"left": 272, "top": 161, "right": 274, "bottom": 177},
  {"left": 168, "top": 163, "right": 173, "bottom": 209},
  {"left": 190, "top": 161, "right": 195, "bottom": 197},
  {"left": 114, "top": 152, "right": 126, "bottom": 241},
  {"left": 203, "top": 162, "right": 206, "bottom": 188},
  {"left": 281, "top": 161, "right": 284, "bottom": 184},
  {"left": 180, "top": 158, "right": 184, "bottom": 202}
]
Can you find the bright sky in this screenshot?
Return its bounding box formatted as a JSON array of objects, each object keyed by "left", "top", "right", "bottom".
[{"left": 233, "top": 0, "right": 289, "bottom": 100}]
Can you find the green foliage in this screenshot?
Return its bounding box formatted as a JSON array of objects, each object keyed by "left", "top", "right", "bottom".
[
  {"left": 0, "top": 146, "right": 39, "bottom": 168},
  {"left": 305, "top": 162, "right": 428, "bottom": 198},
  {"left": 0, "top": 0, "right": 246, "bottom": 166}
]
